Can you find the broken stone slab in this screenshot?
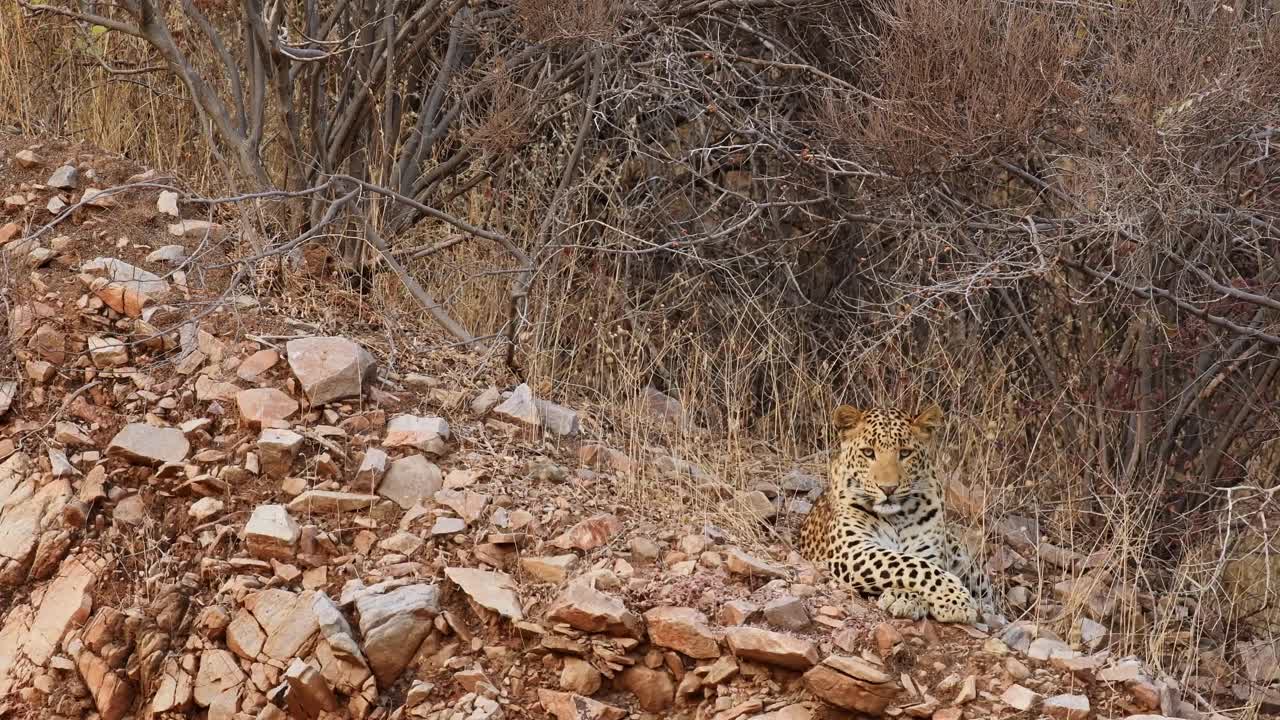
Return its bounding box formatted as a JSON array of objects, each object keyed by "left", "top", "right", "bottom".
[
  {"left": 377, "top": 454, "right": 442, "bottom": 510},
  {"left": 724, "top": 547, "right": 789, "bottom": 579},
  {"left": 550, "top": 513, "right": 621, "bottom": 552},
  {"left": 618, "top": 666, "right": 675, "bottom": 712},
  {"left": 723, "top": 626, "right": 818, "bottom": 670},
  {"left": 167, "top": 219, "right": 222, "bottom": 237},
  {"left": 77, "top": 648, "right": 135, "bottom": 720},
  {"left": 82, "top": 257, "right": 171, "bottom": 299},
  {"left": 107, "top": 423, "right": 189, "bottom": 465},
  {"left": 492, "top": 383, "right": 580, "bottom": 437},
  {"left": 244, "top": 589, "right": 321, "bottom": 661},
  {"left": 383, "top": 414, "right": 450, "bottom": 455},
  {"left": 194, "top": 648, "right": 246, "bottom": 707},
  {"left": 643, "top": 606, "right": 721, "bottom": 659},
  {"left": 236, "top": 388, "right": 299, "bottom": 429},
  {"left": 1001, "top": 684, "right": 1041, "bottom": 711},
  {"left": 287, "top": 490, "right": 379, "bottom": 514},
  {"left": 257, "top": 428, "right": 304, "bottom": 478},
  {"left": 0, "top": 456, "right": 75, "bottom": 585},
  {"left": 243, "top": 505, "right": 300, "bottom": 561},
  {"left": 519, "top": 555, "right": 579, "bottom": 584},
  {"left": 283, "top": 657, "right": 340, "bottom": 717},
  {"left": 354, "top": 448, "right": 389, "bottom": 491},
  {"left": 286, "top": 336, "right": 377, "bottom": 405},
  {"left": 545, "top": 580, "right": 643, "bottom": 638},
  {"left": 434, "top": 488, "right": 489, "bottom": 525},
  {"left": 1044, "top": 693, "right": 1091, "bottom": 720},
  {"left": 353, "top": 582, "right": 440, "bottom": 686},
  {"left": 802, "top": 655, "right": 898, "bottom": 715},
  {"left": 538, "top": 689, "right": 625, "bottom": 720},
  {"left": 87, "top": 335, "right": 128, "bottom": 368},
  {"left": 446, "top": 567, "right": 524, "bottom": 620}
]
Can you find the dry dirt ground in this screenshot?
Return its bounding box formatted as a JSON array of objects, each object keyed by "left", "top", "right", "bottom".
[{"left": 0, "top": 133, "right": 1260, "bottom": 720}]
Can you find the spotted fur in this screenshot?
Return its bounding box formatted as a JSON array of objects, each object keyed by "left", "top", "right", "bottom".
[{"left": 797, "top": 404, "right": 994, "bottom": 623}]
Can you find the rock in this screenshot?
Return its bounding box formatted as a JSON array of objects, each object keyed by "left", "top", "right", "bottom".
[
  {"left": 383, "top": 414, "right": 450, "bottom": 455},
  {"left": 471, "top": 387, "right": 501, "bottom": 416},
  {"left": 0, "top": 381, "right": 14, "bottom": 418},
  {"left": 194, "top": 648, "right": 246, "bottom": 707},
  {"left": 77, "top": 649, "right": 134, "bottom": 720},
  {"left": 149, "top": 655, "right": 195, "bottom": 714},
  {"left": 113, "top": 495, "right": 146, "bottom": 525},
  {"left": 107, "top": 423, "right": 189, "bottom": 465},
  {"left": 82, "top": 257, "right": 171, "bottom": 299},
  {"left": 519, "top": 555, "right": 579, "bottom": 584},
  {"left": 283, "top": 657, "right": 339, "bottom": 716},
  {"left": 29, "top": 325, "right": 65, "bottom": 364},
  {"left": 802, "top": 655, "right": 898, "bottom": 715},
  {"left": 538, "top": 689, "right": 625, "bottom": 720},
  {"left": 432, "top": 517, "right": 466, "bottom": 535},
  {"left": 47, "top": 165, "right": 79, "bottom": 189},
  {"left": 244, "top": 589, "right": 322, "bottom": 661},
  {"left": 493, "top": 384, "right": 538, "bottom": 426},
  {"left": 236, "top": 349, "right": 279, "bottom": 382},
  {"left": 81, "top": 187, "right": 116, "bottom": 208},
  {"left": 353, "top": 582, "right": 440, "bottom": 686},
  {"left": 1028, "top": 637, "right": 1079, "bottom": 661},
  {"left": 243, "top": 505, "right": 299, "bottom": 560},
  {"left": 545, "top": 580, "right": 643, "bottom": 638},
  {"left": 194, "top": 375, "right": 240, "bottom": 403},
  {"left": 189, "top": 497, "right": 224, "bottom": 521},
  {"left": 14, "top": 149, "right": 40, "bottom": 167},
  {"left": 236, "top": 388, "right": 298, "bottom": 428},
  {"left": 287, "top": 490, "right": 379, "bottom": 514},
  {"left": 225, "top": 610, "right": 265, "bottom": 660},
  {"left": 446, "top": 567, "right": 524, "bottom": 620},
  {"left": 550, "top": 513, "right": 622, "bottom": 552},
  {"left": 731, "top": 490, "right": 777, "bottom": 521},
  {"left": 377, "top": 454, "right": 442, "bottom": 510},
  {"left": 724, "top": 627, "right": 818, "bottom": 670},
  {"left": 286, "top": 336, "right": 376, "bottom": 405},
  {"left": 618, "top": 666, "right": 675, "bottom": 712},
  {"left": 764, "top": 595, "right": 810, "bottom": 630},
  {"left": 725, "top": 548, "right": 788, "bottom": 579},
  {"left": 559, "top": 657, "right": 602, "bottom": 695},
  {"left": 167, "top": 219, "right": 221, "bottom": 237},
  {"left": 643, "top": 606, "right": 720, "bottom": 659},
  {"left": 47, "top": 448, "right": 78, "bottom": 478},
  {"left": 147, "top": 244, "right": 188, "bottom": 265},
  {"left": 642, "top": 385, "right": 682, "bottom": 422},
  {"left": 1044, "top": 693, "right": 1091, "bottom": 720},
  {"left": 87, "top": 335, "right": 128, "bottom": 367},
  {"left": 1001, "top": 684, "right": 1041, "bottom": 711},
  {"left": 720, "top": 599, "right": 758, "bottom": 625},
  {"left": 1239, "top": 639, "right": 1280, "bottom": 683},
  {"left": 257, "top": 428, "right": 304, "bottom": 478},
  {"left": 354, "top": 449, "right": 389, "bottom": 491},
  {"left": 434, "top": 488, "right": 490, "bottom": 524},
  {"left": 157, "top": 191, "right": 180, "bottom": 217},
  {"left": 493, "top": 383, "right": 580, "bottom": 437}
]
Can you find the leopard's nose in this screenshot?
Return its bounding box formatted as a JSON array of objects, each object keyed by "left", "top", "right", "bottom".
[{"left": 881, "top": 484, "right": 898, "bottom": 496}]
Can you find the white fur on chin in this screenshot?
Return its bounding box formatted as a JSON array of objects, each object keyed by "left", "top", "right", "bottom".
[{"left": 873, "top": 502, "right": 902, "bottom": 515}]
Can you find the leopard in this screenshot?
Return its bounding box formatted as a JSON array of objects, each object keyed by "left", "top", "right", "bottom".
[{"left": 797, "top": 403, "right": 994, "bottom": 624}]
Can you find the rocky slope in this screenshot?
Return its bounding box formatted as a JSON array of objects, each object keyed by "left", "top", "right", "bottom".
[{"left": 0, "top": 136, "right": 1258, "bottom": 720}]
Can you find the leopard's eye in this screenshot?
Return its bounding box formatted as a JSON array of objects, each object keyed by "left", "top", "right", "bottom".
[
  {"left": 861, "top": 448, "right": 875, "bottom": 460},
  {"left": 899, "top": 448, "right": 914, "bottom": 460}
]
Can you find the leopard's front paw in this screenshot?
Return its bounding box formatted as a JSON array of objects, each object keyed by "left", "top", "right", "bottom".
[{"left": 877, "top": 589, "right": 928, "bottom": 620}]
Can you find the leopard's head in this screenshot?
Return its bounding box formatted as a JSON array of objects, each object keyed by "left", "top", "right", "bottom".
[{"left": 829, "top": 404, "right": 943, "bottom": 516}]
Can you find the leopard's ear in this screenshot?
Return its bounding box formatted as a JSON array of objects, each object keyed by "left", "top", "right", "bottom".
[
  {"left": 911, "top": 404, "right": 944, "bottom": 438},
  {"left": 833, "top": 405, "right": 864, "bottom": 430}
]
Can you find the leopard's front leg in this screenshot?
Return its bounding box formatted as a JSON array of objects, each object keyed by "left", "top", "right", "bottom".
[{"left": 827, "top": 543, "right": 979, "bottom": 624}]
